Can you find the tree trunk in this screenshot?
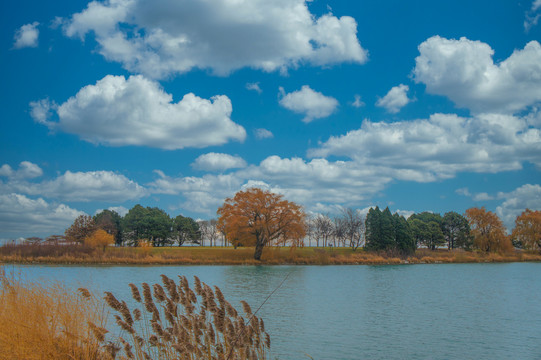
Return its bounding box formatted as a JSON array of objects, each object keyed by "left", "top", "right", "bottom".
[{"left": 254, "top": 237, "right": 265, "bottom": 260}]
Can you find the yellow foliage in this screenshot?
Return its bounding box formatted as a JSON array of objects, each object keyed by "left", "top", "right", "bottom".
[
  {"left": 0, "top": 269, "right": 106, "bottom": 360},
  {"left": 84, "top": 229, "right": 114, "bottom": 250}
]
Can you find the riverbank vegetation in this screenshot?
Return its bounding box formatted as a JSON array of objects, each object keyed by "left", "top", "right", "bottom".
[
  {"left": 0, "top": 269, "right": 269, "bottom": 359},
  {"left": 3, "top": 188, "right": 540, "bottom": 264},
  {"left": 1, "top": 245, "right": 541, "bottom": 265}
]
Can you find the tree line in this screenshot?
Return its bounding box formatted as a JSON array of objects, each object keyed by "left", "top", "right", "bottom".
[
  {"left": 22, "top": 188, "right": 541, "bottom": 259},
  {"left": 25, "top": 204, "right": 223, "bottom": 248}
]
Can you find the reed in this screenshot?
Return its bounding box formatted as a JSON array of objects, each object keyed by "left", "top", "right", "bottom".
[
  {"left": 0, "top": 268, "right": 271, "bottom": 360},
  {"left": 0, "top": 268, "right": 107, "bottom": 360},
  {"left": 87, "top": 274, "right": 270, "bottom": 360}
]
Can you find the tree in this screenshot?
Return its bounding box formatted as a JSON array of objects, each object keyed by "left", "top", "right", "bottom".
[
  {"left": 24, "top": 237, "right": 43, "bottom": 245},
  {"left": 393, "top": 213, "right": 415, "bottom": 254},
  {"left": 365, "top": 207, "right": 395, "bottom": 251},
  {"left": 65, "top": 215, "right": 96, "bottom": 244},
  {"left": 465, "top": 207, "right": 512, "bottom": 253},
  {"left": 94, "top": 210, "right": 123, "bottom": 246},
  {"left": 199, "top": 219, "right": 220, "bottom": 247},
  {"left": 408, "top": 212, "right": 445, "bottom": 250},
  {"left": 173, "top": 215, "right": 201, "bottom": 246},
  {"left": 123, "top": 205, "right": 173, "bottom": 246},
  {"left": 217, "top": 188, "right": 306, "bottom": 260},
  {"left": 512, "top": 209, "right": 541, "bottom": 250},
  {"left": 442, "top": 211, "right": 471, "bottom": 250},
  {"left": 313, "top": 214, "right": 334, "bottom": 247},
  {"left": 340, "top": 208, "right": 365, "bottom": 250},
  {"left": 84, "top": 229, "right": 114, "bottom": 251}
]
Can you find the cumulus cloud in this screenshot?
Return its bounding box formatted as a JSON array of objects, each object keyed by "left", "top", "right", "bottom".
[
  {"left": 254, "top": 128, "right": 274, "bottom": 139},
  {"left": 1, "top": 168, "right": 147, "bottom": 203},
  {"left": 62, "top": 0, "right": 367, "bottom": 79},
  {"left": 413, "top": 36, "right": 541, "bottom": 114},
  {"left": 0, "top": 161, "right": 43, "bottom": 179},
  {"left": 13, "top": 22, "right": 39, "bottom": 49},
  {"left": 279, "top": 85, "right": 339, "bottom": 123},
  {"left": 376, "top": 84, "right": 413, "bottom": 113},
  {"left": 309, "top": 112, "right": 541, "bottom": 182},
  {"left": 0, "top": 193, "right": 84, "bottom": 238},
  {"left": 31, "top": 75, "right": 246, "bottom": 149},
  {"left": 150, "top": 155, "right": 389, "bottom": 215},
  {"left": 191, "top": 153, "right": 247, "bottom": 172}
]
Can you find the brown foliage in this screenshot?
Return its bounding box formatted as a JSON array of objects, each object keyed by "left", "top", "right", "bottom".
[
  {"left": 217, "top": 188, "right": 306, "bottom": 260},
  {"left": 512, "top": 209, "right": 541, "bottom": 250},
  {"left": 65, "top": 215, "right": 97, "bottom": 244},
  {"left": 465, "top": 207, "right": 513, "bottom": 253}
]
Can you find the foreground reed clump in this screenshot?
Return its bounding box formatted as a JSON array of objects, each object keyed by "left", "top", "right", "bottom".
[
  {"left": 85, "top": 274, "right": 270, "bottom": 360},
  {"left": 0, "top": 268, "right": 106, "bottom": 360},
  {"left": 0, "top": 267, "right": 270, "bottom": 360}
]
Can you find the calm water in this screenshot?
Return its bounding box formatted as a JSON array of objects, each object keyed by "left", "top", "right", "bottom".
[{"left": 5, "top": 263, "right": 541, "bottom": 359}]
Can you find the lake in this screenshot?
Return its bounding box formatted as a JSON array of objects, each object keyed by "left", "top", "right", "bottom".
[{"left": 4, "top": 263, "right": 541, "bottom": 359}]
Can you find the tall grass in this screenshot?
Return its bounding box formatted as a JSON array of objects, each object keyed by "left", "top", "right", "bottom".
[
  {"left": 0, "top": 268, "right": 106, "bottom": 360},
  {"left": 0, "top": 268, "right": 270, "bottom": 360},
  {"left": 1, "top": 243, "right": 540, "bottom": 265}
]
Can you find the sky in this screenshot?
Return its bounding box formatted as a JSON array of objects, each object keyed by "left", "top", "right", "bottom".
[{"left": 1, "top": 0, "right": 541, "bottom": 241}]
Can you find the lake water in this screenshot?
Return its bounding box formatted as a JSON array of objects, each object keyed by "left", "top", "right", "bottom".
[{"left": 4, "top": 263, "right": 541, "bottom": 359}]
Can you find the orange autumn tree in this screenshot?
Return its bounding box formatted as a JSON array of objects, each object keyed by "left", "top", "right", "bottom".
[
  {"left": 217, "top": 188, "right": 306, "bottom": 260},
  {"left": 512, "top": 209, "right": 541, "bottom": 250},
  {"left": 84, "top": 229, "right": 114, "bottom": 251},
  {"left": 465, "top": 207, "right": 513, "bottom": 253}
]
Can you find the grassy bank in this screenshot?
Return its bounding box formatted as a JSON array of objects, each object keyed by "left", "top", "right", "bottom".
[{"left": 1, "top": 244, "right": 540, "bottom": 265}]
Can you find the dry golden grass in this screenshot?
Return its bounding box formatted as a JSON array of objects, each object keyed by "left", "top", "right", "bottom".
[
  {"left": 0, "top": 268, "right": 107, "bottom": 360},
  {"left": 1, "top": 244, "right": 541, "bottom": 265},
  {"left": 0, "top": 269, "right": 271, "bottom": 360}
]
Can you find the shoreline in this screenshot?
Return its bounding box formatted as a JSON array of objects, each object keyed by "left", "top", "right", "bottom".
[{"left": 1, "top": 246, "right": 540, "bottom": 266}]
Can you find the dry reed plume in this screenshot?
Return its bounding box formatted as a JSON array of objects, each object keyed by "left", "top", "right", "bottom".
[
  {"left": 86, "top": 274, "right": 270, "bottom": 360},
  {"left": 1, "top": 267, "right": 271, "bottom": 360}
]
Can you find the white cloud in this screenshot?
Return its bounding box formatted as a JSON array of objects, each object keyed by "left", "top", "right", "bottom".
[
  {"left": 0, "top": 193, "right": 84, "bottom": 238},
  {"left": 413, "top": 36, "right": 541, "bottom": 114},
  {"left": 309, "top": 112, "right": 541, "bottom": 182},
  {"left": 376, "top": 84, "right": 413, "bottom": 113},
  {"left": 351, "top": 94, "right": 365, "bottom": 108},
  {"left": 496, "top": 184, "right": 541, "bottom": 230},
  {"left": 150, "top": 155, "right": 389, "bottom": 215},
  {"left": 62, "top": 0, "right": 367, "bottom": 79},
  {"left": 13, "top": 22, "right": 40, "bottom": 49},
  {"left": 279, "top": 85, "right": 339, "bottom": 123},
  {"left": 95, "top": 206, "right": 129, "bottom": 217},
  {"left": 525, "top": 1, "right": 541, "bottom": 31},
  {"left": 246, "top": 82, "right": 262, "bottom": 94},
  {"left": 1, "top": 169, "right": 147, "bottom": 203},
  {"left": 31, "top": 75, "right": 246, "bottom": 149},
  {"left": 0, "top": 161, "right": 43, "bottom": 179},
  {"left": 254, "top": 128, "right": 274, "bottom": 139},
  {"left": 191, "top": 153, "right": 247, "bottom": 172}
]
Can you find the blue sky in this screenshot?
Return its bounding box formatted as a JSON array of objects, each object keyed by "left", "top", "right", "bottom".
[{"left": 1, "top": 0, "right": 541, "bottom": 241}]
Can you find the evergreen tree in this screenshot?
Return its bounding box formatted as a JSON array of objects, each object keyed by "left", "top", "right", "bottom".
[{"left": 393, "top": 213, "right": 415, "bottom": 254}]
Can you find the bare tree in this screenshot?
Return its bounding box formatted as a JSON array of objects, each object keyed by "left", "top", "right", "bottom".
[
  {"left": 198, "top": 219, "right": 220, "bottom": 247},
  {"left": 313, "top": 214, "right": 334, "bottom": 247},
  {"left": 341, "top": 208, "right": 365, "bottom": 250}
]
